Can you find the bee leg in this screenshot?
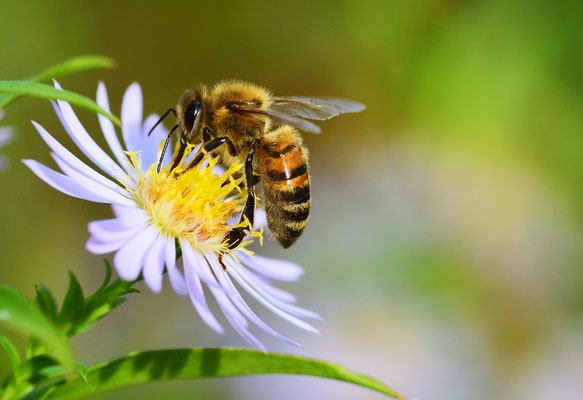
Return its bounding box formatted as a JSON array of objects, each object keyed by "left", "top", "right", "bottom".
[
  {"left": 220, "top": 149, "right": 256, "bottom": 268},
  {"left": 147, "top": 108, "right": 177, "bottom": 137},
  {"left": 172, "top": 136, "right": 232, "bottom": 178},
  {"left": 156, "top": 124, "right": 179, "bottom": 172},
  {"left": 202, "top": 127, "right": 212, "bottom": 142},
  {"left": 168, "top": 139, "right": 187, "bottom": 172},
  {"left": 203, "top": 127, "right": 237, "bottom": 156},
  {"left": 252, "top": 170, "right": 261, "bottom": 186},
  {"left": 186, "top": 137, "right": 229, "bottom": 170}
]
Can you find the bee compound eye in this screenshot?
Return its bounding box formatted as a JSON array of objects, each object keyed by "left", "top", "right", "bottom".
[{"left": 184, "top": 101, "right": 202, "bottom": 132}]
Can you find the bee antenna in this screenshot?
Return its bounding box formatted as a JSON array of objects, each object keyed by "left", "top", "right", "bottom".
[
  {"left": 148, "top": 108, "right": 178, "bottom": 137},
  {"left": 156, "top": 124, "right": 180, "bottom": 173}
]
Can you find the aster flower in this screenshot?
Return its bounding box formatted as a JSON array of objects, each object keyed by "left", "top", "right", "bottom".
[
  {"left": 0, "top": 110, "right": 14, "bottom": 169},
  {"left": 23, "top": 81, "right": 321, "bottom": 350}
]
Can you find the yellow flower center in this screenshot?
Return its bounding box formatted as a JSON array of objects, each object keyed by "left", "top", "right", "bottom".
[{"left": 120, "top": 146, "right": 260, "bottom": 254}]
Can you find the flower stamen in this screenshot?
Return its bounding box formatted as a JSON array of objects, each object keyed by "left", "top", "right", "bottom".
[{"left": 120, "top": 144, "right": 258, "bottom": 256}]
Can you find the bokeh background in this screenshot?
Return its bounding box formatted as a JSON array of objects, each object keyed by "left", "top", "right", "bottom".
[{"left": 1, "top": 0, "right": 583, "bottom": 399}]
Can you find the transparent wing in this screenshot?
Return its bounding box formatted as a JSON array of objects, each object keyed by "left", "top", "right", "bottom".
[
  {"left": 271, "top": 96, "right": 366, "bottom": 121},
  {"left": 239, "top": 108, "right": 323, "bottom": 134}
]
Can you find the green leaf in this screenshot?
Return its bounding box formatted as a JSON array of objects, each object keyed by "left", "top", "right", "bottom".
[
  {"left": 68, "top": 261, "right": 138, "bottom": 337},
  {"left": 0, "top": 333, "right": 21, "bottom": 371},
  {"left": 17, "top": 355, "right": 63, "bottom": 385},
  {"left": 55, "top": 273, "right": 84, "bottom": 337},
  {"left": 46, "top": 348, "right": 404, "bottom": 400},
  {"left": 35, "top": 285, "right": 58, "bottom": 321},
  {"left": 0, "top": 81, "right": 121, "bottom": 126},
  {"left": 1, "top": 355, "right": 67, "bottom": 400},
  {"left": 72, "top": 363, "right": 87, "bottom": 383},
  {"left": 0, "top": 55, "right": 114, "bottom": 109},
  {"left": 0, "top": 286, "right": 71, "bottom": 365}
]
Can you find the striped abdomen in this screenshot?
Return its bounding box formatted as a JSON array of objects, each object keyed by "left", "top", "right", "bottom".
[{"left": 257, "top": 126, "right": 310, "bottom": 248}]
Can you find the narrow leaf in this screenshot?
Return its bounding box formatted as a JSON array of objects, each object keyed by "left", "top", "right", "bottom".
[
  {"left": 0, "top": 55, "right": 114, "bottom": 109},
  {"left": 18, "top": 355, "right": 63, "bottom": 385},
  {"left": 72, "top": 363, "right": 87, "bottom": 383},
  {"left": 0, "top": 81, "right": 121, "bottom": 126},
  {"left": 0, "top": 333, "right": 21, "bottom": 371},
  {"left": 68, "top": 262, "right": 137, "bottom": 337},
  {"left": 96, "top": 260, "right": 113, "bottom": 292},
  {"left": 46, "top": 348, "right": 404, "bottom": 399},
  {"left": 0, "top": 286, "right": 71, "bottom": 364},
  {"left": 35, "top": 285, "right": 58, "bottom": 321},
  {"left": 56, "top": 273, "right": 84, "bottom": 336}
]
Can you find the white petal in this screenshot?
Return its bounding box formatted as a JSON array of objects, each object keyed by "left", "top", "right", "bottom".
[
  {"left": 178, "top": 238, "right": 224, "bottom": 291},
  {"left": 183, "top": 247, "right": 223, "bottom": 334},
  {"left": 207, "top": 283, "right": 266, "bottom": 351},
  {"left": 209, "top": 284, "right": 248, "bottom": 328},
  {"left": 207, "top": 253, "right": 301, "bottom": 348},
  {"left": 88, "top": 218, "right": 144, "bottom": 242},
  {"left": 234, "top": 260, "right": 322, "bottom": 320},
  {"left": 97, "top": 82, "right": 128, "bottom": 169},
  {"left": 111, "top": 204, "right": 150, "bottom": 228},
  {"left": 244, "top": 270, "right": 297, "bottom": 303},
  {"left": 253, "top": 208, "right": 267, "bottom": 231},
  {"left": 52, "top": 81, "right": 125, "bottom": 178},
  {"left": 51, "top": 154, "right": 135, "bottom": 207},
  {"left": 143, "top": 236, "right": 166, "bottom": 293},
  {"left": 140, "top": 113, "right": 172, "bottom": 170},
  {"left": 32, "top": 121, "right": 126, "bottom": 196},
  {"left": 23, "top": 159, "right": 114, "bottom": 203},
  {"left": 86, "top": 235, "right": 133, "bottom": 254},
  {"left": 227, "top": 260, "right": 321, "bottom": 334},
  {"left": 165, "top": 236, "right": 187, "bottom": 296},
  {"left": 121, "top": 83, "right": 143, "bottom": 153},
  {"left": 113, "top": 226, "right": 158, "bottom": 281},
  {"left": 236, "top": 252, "right": 303, "bottom": 281}
]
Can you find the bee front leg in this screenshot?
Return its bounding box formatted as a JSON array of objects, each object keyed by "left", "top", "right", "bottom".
[
  {"left": 168, "top": 139, "right": 187, "bottom": 172},
  {"left": 172, "top": 136, "right": 235, "bottom": 179},
  {"left": 219, "top": 149, "right": 256, "bottom": 269},
  {"left": 203, "top": 127, "right": 237, "bottom": 156},
  {"left": 202, "top": 127, "right": 212, "bottom": 142}
]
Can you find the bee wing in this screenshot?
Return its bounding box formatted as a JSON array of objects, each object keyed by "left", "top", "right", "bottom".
[
  {"left": 239, "top": 107, "right": 323, "bottom": 134},
  {"left": 272, "top": 96, "right": 366, "bottom": 121}
]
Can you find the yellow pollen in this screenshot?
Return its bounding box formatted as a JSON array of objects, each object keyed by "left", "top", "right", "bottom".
[{"left": 120, "top": 145, "right": 261, "bottom": 254}]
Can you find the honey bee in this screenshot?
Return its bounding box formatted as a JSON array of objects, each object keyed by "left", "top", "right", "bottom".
[{"left": 150, "top": 80, "right": 365, "bottom": 253}]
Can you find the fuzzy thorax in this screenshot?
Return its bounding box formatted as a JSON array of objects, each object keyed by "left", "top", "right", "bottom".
[{"left": 121, "top": 149, "right": 257, "bottom": 254}]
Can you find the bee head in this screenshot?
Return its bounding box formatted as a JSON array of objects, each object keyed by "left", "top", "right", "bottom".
[{"left": 177, "top": 87, "right": 208, "bottom": 142}]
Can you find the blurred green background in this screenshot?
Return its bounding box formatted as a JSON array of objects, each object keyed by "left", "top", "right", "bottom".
[{"left": 1, "top": 0, "right": 583, "bottom": 399}]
